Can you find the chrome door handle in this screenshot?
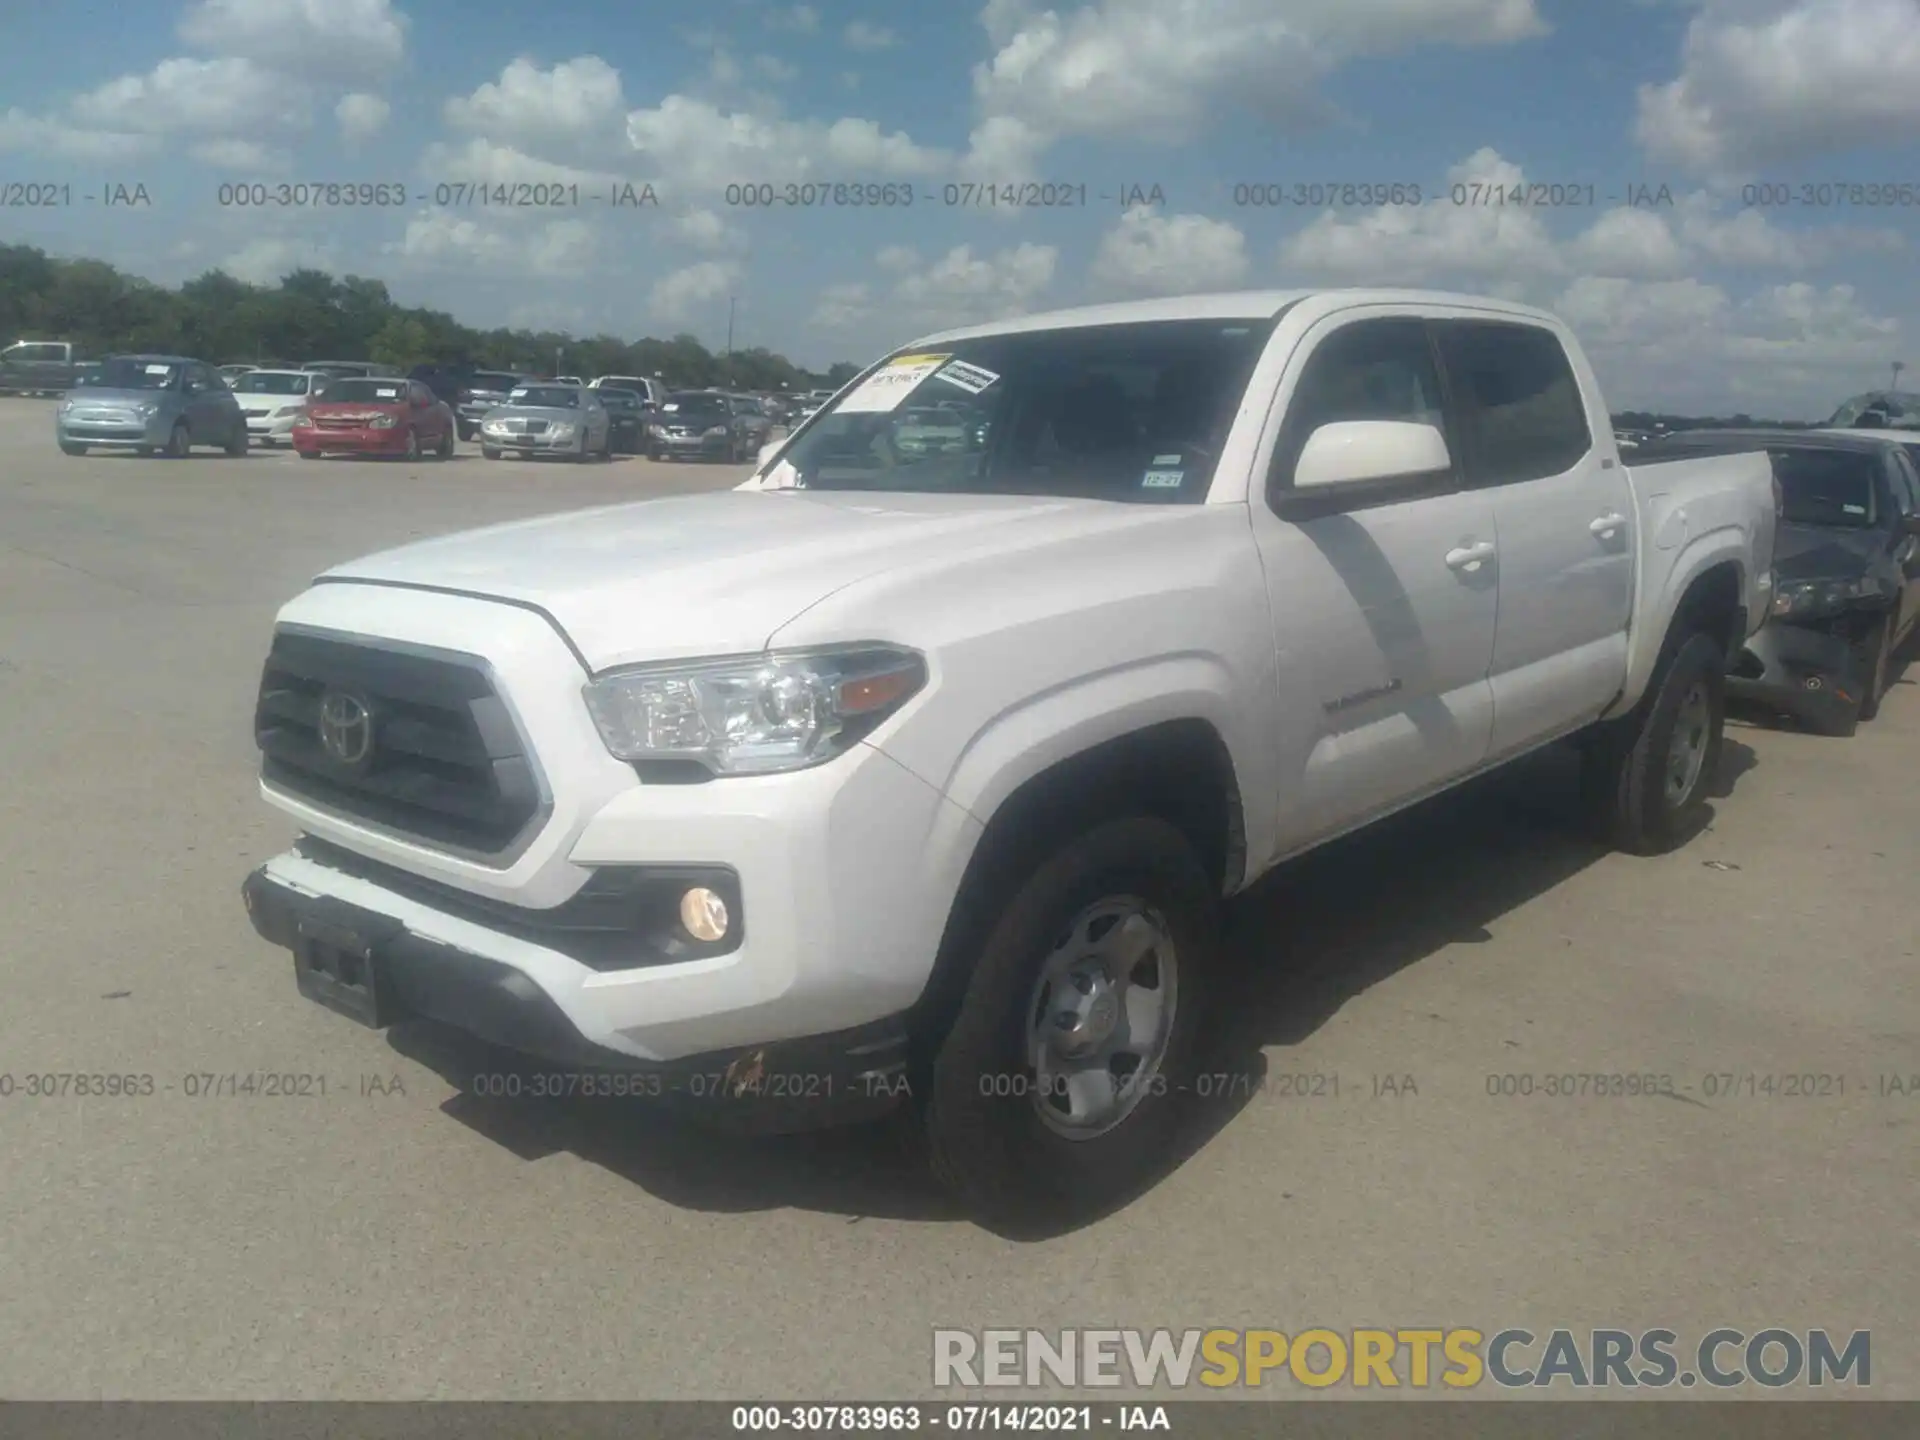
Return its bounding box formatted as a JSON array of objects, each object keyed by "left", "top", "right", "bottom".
[
  {"left": 1445, "top": 541, "right": 1496, "bottom": 572},
  {"left": 1590, "top": 513, "right": 1628, "bottom": 539}
]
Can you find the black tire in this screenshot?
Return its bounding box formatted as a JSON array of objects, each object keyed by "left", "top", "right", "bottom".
[
  {"left": 59, "top": 441, "right": 85, "bottom": 456},
  {"left": 401, "top": 429, "right": 420, "bottom": 462},
  {"left": 298, "top": 448, "right": 321, "bottom": 461},
  {"left": 915, "top": 817, "right": 1218, "bottom": 1230},
  {"left": 1582, "top": 630, "right": 1726, "bottom": 854},
  {"left": 163, "top": 422, "right": 190, "bottom": 459},
  {"left": 436, "top": 426, "right": 455, "bottom": 458},
  {"left": 224, "top": 421, "right": 248, "bottom": 456},
  {"left": 1855, "top": 613, "right": 1895, "bottom": 722},
  {"left": 481, "top": 445, "right": 501, "bottom": 460},
  {"left": 458, "top": 423, "right": 476, "bottom": 442}
]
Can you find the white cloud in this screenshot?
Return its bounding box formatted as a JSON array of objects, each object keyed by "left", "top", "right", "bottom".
[
  {"left": 385, "top": 211, "right": 518, "bottom": 268},
  {"left": 1091, "top": 206, "right": 1250, "bottom": 295},
  {"left": 445, "top": 56, "right": 627, "bottom": 143},
  {"left": 967, "top": 0, "right": 1547, "bottom": 178},
  {"left": 651, "top": 260, "right": 742, "bottom": 321},
  {"left": 221, "top": 236, "right": 338, "bottom": 285},
  {"left": 70, "top": 56, "right": 306, "bottom": 135},
  {"left": 625, "top": 96, "right": 949, "bottom": 190},
  {"left": 419, "top": 137, "right": 620, "bottom": 192},
  {"left": 336, "top": 92, "right": 389, "bottom": 143},
  {"left": 189, "top": 137, "right": 288, "bottom": 172},
  {"left": 177, "top": 0, "right": 408, "bottom": 78},
  {"left": 1637, "top": 0, "right": 1920, "bottom": 172},
  {"left": 670, "top": 208, "right": 749, "bottom": 252},
  {"left": 844, "top": 21, "right": 899, "bottom": 50},
  {"left": 526, "top": 219, "right": 600, "bottom": 277},
  {"left": 812, "top": 242, "right": 1058, "bottom": 332},
  {"left": 0, "top": 109, "right": 156, "bottom": 161},
  {"left": 768, "top": 4, "right": 820, "bottom": 31}
]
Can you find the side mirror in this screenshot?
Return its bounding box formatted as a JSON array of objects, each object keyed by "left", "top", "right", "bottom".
[
  {"left": 756, "top": 439, "right": 784, "bottom": 467},
  {"left": 1294, "top": 420, "right": 1451, "bottom": 490}
]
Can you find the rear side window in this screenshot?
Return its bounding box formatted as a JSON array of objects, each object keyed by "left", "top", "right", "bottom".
[{"left": 1437, "top": 321, "right": 1591, "bottom": 485}]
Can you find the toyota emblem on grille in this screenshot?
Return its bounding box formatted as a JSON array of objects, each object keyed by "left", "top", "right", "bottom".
[{"left": 317, "top": 690, "right": 375, "bottom": 766}]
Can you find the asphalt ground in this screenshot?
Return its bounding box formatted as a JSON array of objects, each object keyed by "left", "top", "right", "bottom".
[{"left": 0, "top": 393, "right": 1914, "bottom": 1399}]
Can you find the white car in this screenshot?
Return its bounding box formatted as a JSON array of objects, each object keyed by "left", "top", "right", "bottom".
[
  {"left": 230, "top": 369, "right": 318, "bottom": 446},
  {"left": 241, "top": 288, "right": 1776, "bottom": 1224}
]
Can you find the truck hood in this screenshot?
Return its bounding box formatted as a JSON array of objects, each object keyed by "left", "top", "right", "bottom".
[
  {"left": 319, "top": 489, "right": 1179, "bottom": 671},
  {"left": 1772, "top": 522, "right": 1883, "bottom": 582}
]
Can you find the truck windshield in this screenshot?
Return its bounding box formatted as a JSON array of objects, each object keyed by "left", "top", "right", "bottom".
[
  {"left": 775, "top": 319, "right": 1275, "bottom": 503},
  {"left": 1770, "top": 449, "right": 1878, "bottom": 529}
]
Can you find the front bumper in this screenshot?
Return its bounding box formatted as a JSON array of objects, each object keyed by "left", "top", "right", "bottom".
[
  {"left": 480, "top": 428, "right": 581, "bottom": 453},
  {"left": 244, "top": 412, "right": 302, "bottom": 442},
  {"left": 649, "top": 432, "right": 732, "bottom": 458},
  {"left": 1727, "top": 618, "right": 1873, "bottom": 731},
  {"left": 294, "top": 425, "right": 410, "bottom": 454},
  {"left": 242, "top": 860, "right": 910, "bottom": 1133},
  {"left": 56, "top": 414, "right": 171, "bottom": 448}
]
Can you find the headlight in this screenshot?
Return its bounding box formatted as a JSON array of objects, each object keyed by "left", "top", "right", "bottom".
[
  {"left": 1771, "top": 577, "right": 1880, "bottom": 618},
  {"left": 132, "top": 401, "right": 159, "bottom": 417},
  {"left": 276, "top": 405, "right": 301, "bottom": 417},
  {"left": 648, "top": 424, "right": 665, "bottom": 437},
  {"left": 548, "top": 423, "right": 576, "bottom": 439},
  {"left": 369, "top": 414, "right": 398, "bottom": 429},
  {"left": 583, "top": 645, "right": 928, "bottom": 774},
  {"left": 705, "top": 424, "right": 728, "bottom": 437}
]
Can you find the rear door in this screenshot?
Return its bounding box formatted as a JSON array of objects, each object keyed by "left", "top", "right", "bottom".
[
  {"left": 1247, "top": 312, "right": 1499, "bottom": 849},
  {"left": 1433, "top": 319, "right": 1634, "bottom": 758}
]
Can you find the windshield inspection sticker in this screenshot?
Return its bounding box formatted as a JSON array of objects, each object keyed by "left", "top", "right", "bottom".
[
  {"left": 1843, "top": 504, "right": 1867, "bottom": 514},
  {"left": 934, "top": 359, "right": 1000, "bottom": 395},
  {"left": 1142, "top": 469, "right": 1185, "bottom": 488},
  {"left": 1153, "top": 453, "right": 1182, "bottom": 466},
  {"left": 144, "top": 364, "right": 171, "bottom": 375},
  {"left": 373, "top": 386, "right": 401, "bottom": 398},
  {"left": 835, "top": 353, "right": 952, "bottom": 413}
]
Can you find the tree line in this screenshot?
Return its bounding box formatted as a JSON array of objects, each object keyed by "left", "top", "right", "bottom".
[{"left": 0, "top": 244, "right": 862, "bottom": 392}]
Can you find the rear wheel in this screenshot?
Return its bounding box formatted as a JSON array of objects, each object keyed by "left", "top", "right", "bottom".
[
  {"left": 1855, "top": 614, "right": 1895, "bottom": 722},
  {"left": 914, "top": 817, "right": 1217, "bottom": 1230},
  {"left": 1582, "top": 630, "right": 1726, "bottom": 854}
]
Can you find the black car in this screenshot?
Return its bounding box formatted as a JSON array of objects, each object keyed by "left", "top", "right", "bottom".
[
  {"left": 595, "top": 387, "right": 650, "bottom": 454},
  {"left": 646, "top": 390, "right": 756, "bottom": 462},
  {"left": 1641, "top": 429, "right": 1920, "bottom": 735},
  {"left": 408, "top": 364, "right": 476, "bottom": 409}
]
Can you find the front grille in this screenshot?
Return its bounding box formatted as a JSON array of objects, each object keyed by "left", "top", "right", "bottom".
[
  {"left": 255, "top": 631, "right": 546, "bottom": 859},
  {"left": 316, "top": 417, "right": 371, "bottom": 430},
  {"left": 65, "top": 423, "right": 143, "bottom": 437}
]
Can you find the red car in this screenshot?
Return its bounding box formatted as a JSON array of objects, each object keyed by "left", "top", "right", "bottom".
[{"left": 292, "top": 377, "right": 457, "bottom": 460}]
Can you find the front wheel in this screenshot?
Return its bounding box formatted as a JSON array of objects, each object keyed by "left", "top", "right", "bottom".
[
  {"left": 481, "top": 445, "right": 501, "bottom": 460},
  {"left": 59, "top": 441, "right": 85, "bottom": 456},
  {"left": 162, "top": 422, "right": 190, "bottom": 458},
  {"left": 401, "top": 428, "right": 420, "bottom": 462},
  {"left": 224, "top": 421, "right": 248, "bottom": 456},
  {"left": 915, "top": 817, "right": 1217, "bottom": 1230},
  {"left": 1582, "top": 631, "right": 1726, "bottom": 855}
]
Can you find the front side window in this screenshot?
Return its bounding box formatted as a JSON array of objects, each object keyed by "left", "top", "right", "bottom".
[
  {"left": 773, "top": 319, "right": 1274, "bottom": 504},
  {"left": 1437, "top": 321, "right": 1592, "bottom": 485},
  {"left": 1267, "top": 318, "right": 1449, "bottom": 498}
]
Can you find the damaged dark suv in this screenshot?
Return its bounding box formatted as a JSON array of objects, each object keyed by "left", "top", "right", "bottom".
[{"left": 1639, "top": 429, "right": 1920, "bottom": 736}]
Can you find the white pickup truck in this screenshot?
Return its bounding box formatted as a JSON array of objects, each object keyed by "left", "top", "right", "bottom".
[{"left": 242, "top": 289, "right": 1775, "bottom": 1225}]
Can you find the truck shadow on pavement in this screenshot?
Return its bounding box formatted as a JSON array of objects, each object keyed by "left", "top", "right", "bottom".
[{"left": 388, "top": 736, "right": 1759, "bottom": 1234}]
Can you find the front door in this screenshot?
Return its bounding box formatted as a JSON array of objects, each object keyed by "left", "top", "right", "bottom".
[{"left": 1248, "top": 313, "right": 1499, "bottom": 852}]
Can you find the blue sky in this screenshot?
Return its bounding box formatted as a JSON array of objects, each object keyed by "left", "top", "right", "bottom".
[{"left": 2, "top": 0, "right": 1917, "bottom": 415}]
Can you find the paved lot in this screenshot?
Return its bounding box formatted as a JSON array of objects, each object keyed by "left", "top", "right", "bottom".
[{"left": 0, "top": 392, "right": 1915, "bottom": 1399}]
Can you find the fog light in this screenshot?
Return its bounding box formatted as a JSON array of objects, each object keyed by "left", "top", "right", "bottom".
[{"left": 679, "top": 887, "right": 730, "bottom": 942}]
